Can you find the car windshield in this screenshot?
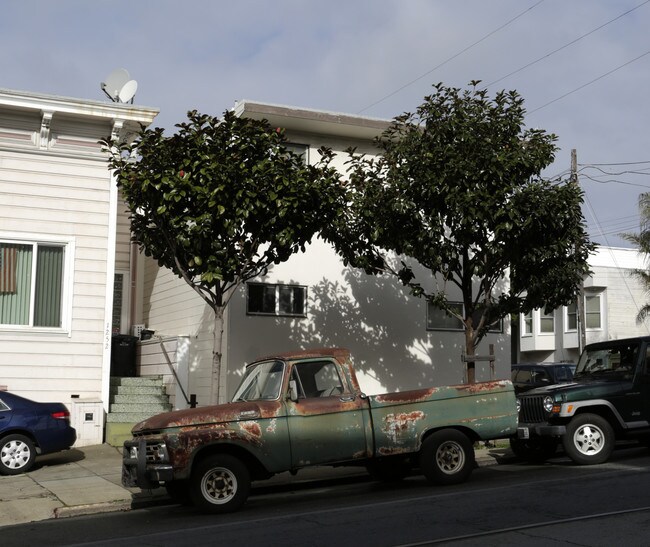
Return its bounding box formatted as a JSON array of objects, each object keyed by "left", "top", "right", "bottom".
[
  {"left": 574, "top": 342, "right": 639, "bottom": 378},
  {"left": 232, "top": 360, "right": 285, "bottom": 402}
]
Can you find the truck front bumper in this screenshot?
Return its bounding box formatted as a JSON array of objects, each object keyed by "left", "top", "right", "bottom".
[
  {"left": 517, "top": 423, "right": 566, "bottom": 439},
  {"left": 122, "top": 438, "right": 174, "bottom": 490}
]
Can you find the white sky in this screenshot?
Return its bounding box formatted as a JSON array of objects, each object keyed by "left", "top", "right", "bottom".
[{"left": 1, "top": 0, "right": 648, "bottom": 247}]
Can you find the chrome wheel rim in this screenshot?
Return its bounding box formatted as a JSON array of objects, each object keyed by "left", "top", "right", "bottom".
[
  {"left": 573, "top": 424, "right": 605, "bottom": 456},
  {"left": 200, "top": 466, "right": 238, "bottom": 505},
  {"left": 435, "top": 440, "right": 465, "bottom": 474},
  {"left": 1, "top": 439, "right": 31, "bottom": 470}
]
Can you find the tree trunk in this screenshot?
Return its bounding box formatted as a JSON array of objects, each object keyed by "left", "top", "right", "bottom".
[
  {"left": 210, "top": 306, "right": 226, "bottom": 405},
  {"left": 465, "top": 325, "right": 476, "bottom": 384}
]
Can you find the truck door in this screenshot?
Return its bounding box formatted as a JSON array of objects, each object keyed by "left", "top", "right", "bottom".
[{"left": 284, "top": 359, "right": 371, "bottom": 468}]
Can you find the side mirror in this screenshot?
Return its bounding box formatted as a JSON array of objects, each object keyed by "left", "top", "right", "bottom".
[{"left": 288, "top": 379, "right": 299, "bottom": 402}]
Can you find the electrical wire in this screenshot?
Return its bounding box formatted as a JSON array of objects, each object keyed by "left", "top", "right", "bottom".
[
  {"left": 484, "top": 0, "right": 650, "bottom": 89},
  {"left": 356, "top": 0, "right": 545, "bottom": 114}
]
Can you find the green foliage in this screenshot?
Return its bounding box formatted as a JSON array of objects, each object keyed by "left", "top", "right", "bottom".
[
  {"left": 329, "top": 82, "right": 593, "bottom": 352},
  {"left": 103, "top": 109, "right": 344, "bottom": 311},
  {"left": 622, "top": 193, "right": 650, "bottom": 322}
]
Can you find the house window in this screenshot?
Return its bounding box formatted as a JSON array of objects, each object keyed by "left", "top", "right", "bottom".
[
  {"left": 427, "top": 302, "right": 502, "bottom": 333},
  {"left": 540, "top": 309, "right": 555, "bottom": 334},
  {"left": 0, "top": 241, "right": 67, "bottom": 328},
  {"left": 247, "top": 283, "right": 306, "bottom": 317},
  {"left": 585, "top": 294, "right": 602, "bottom": 329},
  {"left": 284, "top": 142, "right": 309, "bottom": 164},
  {"left": 566, "top": 302, "right": 577, "bottom": 331},
  {"left": 522, "top": 310, "right": 533, "bottom": 335},
  {"left": 565, "top": 294, "right": 602, "bottom": 331}
]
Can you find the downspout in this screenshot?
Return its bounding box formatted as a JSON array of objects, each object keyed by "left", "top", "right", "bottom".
[{"left": 100, "top": 119, "right": 124, "bottom": 414}]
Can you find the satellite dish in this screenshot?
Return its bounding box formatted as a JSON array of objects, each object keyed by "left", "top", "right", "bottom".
[
  {"left": 118, "top": 80, "right": 138, "bottom": 103},
  {"left": 101, "top": 68, "right": 138, "bottom": 103}
]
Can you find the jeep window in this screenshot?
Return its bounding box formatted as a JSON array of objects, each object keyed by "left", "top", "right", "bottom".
[
  {"left": 233, "top": 360, "right": 285, "bottom": 401},
  {"left": 575, "top": 343, "right": 638, "bottom": 377}
]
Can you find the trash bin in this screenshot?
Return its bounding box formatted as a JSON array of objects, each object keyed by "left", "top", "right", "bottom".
[{"left": 110, "top": 334, "right": 138, "bottom": 377}]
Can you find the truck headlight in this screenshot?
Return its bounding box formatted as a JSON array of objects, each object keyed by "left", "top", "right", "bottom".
[
  {"left": 516, "top": 398, "right": 521, "bottom": 413},
  {"left": 543, "top": 396, "right": 554, "bottom": 413}
]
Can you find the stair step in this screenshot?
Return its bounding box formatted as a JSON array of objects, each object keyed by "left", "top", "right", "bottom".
[
  {"left": 110, "top": 402, "right": 172, "bottom": 413},
  {"left": 111, "top": 393, "right": 170, "bottom": 404},
  {"left": 106, "top": 411, "right": 167, "bottom": 423},
  {"left": 110, "top": 376, "right": 163, "bottom": 387},
  {"left": 112, "top": 385, "right": 167, "bottom": 396}
]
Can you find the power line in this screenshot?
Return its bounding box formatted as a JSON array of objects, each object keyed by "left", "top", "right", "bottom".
[
  {"left": 356, "top": 0, "right": 545, "bottom": 114},
  {"left": 484, "top": 0, "right": 650, "bottom": 89},
  {"left": 529, "top": 49, "right": 650, "bottom": 114}
]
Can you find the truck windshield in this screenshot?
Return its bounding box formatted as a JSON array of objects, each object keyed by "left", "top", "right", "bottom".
[
  {"left": 232, "top": 360, "right": 285, "bottom": 402},
  {"left": 574, "top": 342, "right": 639, "bottom": 378}
]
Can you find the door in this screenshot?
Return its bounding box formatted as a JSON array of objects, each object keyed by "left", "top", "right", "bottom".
[{"left": 284, "top": 359, "right": 371, "bottom": 468}]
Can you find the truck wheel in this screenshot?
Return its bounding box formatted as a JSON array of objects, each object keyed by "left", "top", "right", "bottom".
[
  {"left": 419, "top": 430, "right": 474, "bottom": 485},
  {"left": 509, "top": 437, "right": 558, "bottom": 463},
  {"left": 190, "top": 454, "right": 250, "bottom": 513},
  {"left": 0, "top": 434, "right": 36, "bottom": 475},
  {"left": 563, "top": 413, "right": 614, "bottom": 465}
]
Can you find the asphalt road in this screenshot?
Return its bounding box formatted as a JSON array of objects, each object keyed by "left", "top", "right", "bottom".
[{"left": 4, "top": 445, "right": 650, "bottom": 547}]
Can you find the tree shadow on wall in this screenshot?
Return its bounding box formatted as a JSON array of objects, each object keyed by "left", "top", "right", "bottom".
[{"left": 286, "top": 266, "right": 468, "bottom": 393}]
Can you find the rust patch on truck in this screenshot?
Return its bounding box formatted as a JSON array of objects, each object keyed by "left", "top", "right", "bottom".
[
  {"left": 240, "top": 421, "right": 262, "bottom": 438},
  {"left": 455, "top": 380, "right": 510, "bottom": 394},
  {"left": 374, "top": 388, "right": 437, "bottom": 404},
  {"left": 382, "top": 411, "right": 425, "bottom": 443}
]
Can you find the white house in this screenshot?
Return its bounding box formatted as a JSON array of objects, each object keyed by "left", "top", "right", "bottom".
[
  {"left": 132, "top": 100, "right": 512, "bottom": 408},
  {"left": 0, "top": 87, "right": 158, "bottom": 445},
  {"left": 517, "top": 245, "right": 650, "bottom": 363}
]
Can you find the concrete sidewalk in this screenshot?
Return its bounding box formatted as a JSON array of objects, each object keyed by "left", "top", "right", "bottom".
[{"left": 0, "top": 443, "right": 514, "bottom": 527}]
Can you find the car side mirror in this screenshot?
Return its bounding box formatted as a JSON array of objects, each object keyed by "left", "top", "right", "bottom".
[{"left": 288, "top": 379, "right": 299, "bottom": 402}]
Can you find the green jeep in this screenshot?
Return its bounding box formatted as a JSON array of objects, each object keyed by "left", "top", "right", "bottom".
[{"left": 514, "top": 336, "right": 650, "bottom": 465}]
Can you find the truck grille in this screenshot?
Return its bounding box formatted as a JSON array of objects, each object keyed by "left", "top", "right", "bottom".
[{"left": 519, "top": 395, "right": 548, "bottom": 423}]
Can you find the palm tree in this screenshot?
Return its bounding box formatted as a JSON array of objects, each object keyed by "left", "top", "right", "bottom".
[{"left": 622, "top": 193, "right": 650, "bottom": 322}]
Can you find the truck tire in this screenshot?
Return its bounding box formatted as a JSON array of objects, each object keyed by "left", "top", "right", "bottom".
[
  {"left": 190, "top": 454, "right": 251, "bottom": 513},
  {"left": 509, "top": 437, "right": 558, "bottom": 463},
  {"left": 419, "top": 430, "right": 474, "bottom": 485},
  {"left": 563, "top": 413, "right": 614, "bottom": 465}
]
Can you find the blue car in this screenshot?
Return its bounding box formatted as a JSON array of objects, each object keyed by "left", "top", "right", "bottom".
[{"left": 0, "top": 391, "right": 77, "bottom": 475}]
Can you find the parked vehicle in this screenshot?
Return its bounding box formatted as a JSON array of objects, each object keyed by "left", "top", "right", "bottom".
[
  {"left": 514, "top": 336, "right": 650, "bottom": 465},
  {"left": 122, "top": 348, "right": 518, "bottom": 513},
  {"left": 0, "top": 391, "right": 77, "bottom": 475},
  {"left": 511, "top": 362, "right": 576, "bottom": 394}
]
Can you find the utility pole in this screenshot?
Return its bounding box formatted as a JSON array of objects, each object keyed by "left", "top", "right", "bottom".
[{"left": 572, "top": 148, "right": 587, "bottom": 353}]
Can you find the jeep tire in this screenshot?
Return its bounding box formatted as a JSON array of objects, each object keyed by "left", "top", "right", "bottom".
[{"left": 563, "top": 413, "right": 614, "bottom": 465}]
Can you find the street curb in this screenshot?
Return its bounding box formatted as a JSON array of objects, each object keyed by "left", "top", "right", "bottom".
[{"left": 52, "top": 500, "right": 132, "bottom": 519}]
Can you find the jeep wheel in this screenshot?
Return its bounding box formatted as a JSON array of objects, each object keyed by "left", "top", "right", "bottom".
[
  {"left": 419, "top": 429, "right": 474, "bottom": 485},
  {"left": 190, "top": 454, "right": 250, "bottom": 513},
  {"left": 509, "top": 437, "right": 558, "bottom": 463},
  {"left": 563, "top": 413, "right": 614, "bottom": 465}
]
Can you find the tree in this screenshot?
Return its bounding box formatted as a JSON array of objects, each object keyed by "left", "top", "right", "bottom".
[
  {"left": 104, "top": 110, "right": 343, "bottom": 403},
  {"left": 329, "top": 82, "right": 593, "bottom": 383},
  {"left": 622, "top": 193, "right": 650, "bottom": 322}
]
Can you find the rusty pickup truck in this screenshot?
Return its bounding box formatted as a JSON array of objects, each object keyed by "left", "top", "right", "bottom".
[{"left": 122, "top": 348, "right": 517, "bottom": 513}]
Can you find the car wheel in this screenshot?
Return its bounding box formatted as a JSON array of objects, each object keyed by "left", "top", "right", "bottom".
[
  {"left": 509, "top": 437, "right": 558, "bottom": 463},
  {"left": 419, "top": 429, "right": 474, "bottom": 485},
  {"left": 0, "top": 434, "right": 36, "bottom": 475},
  {"left": 190, "top": 454, "right": 250, "bottom": 514},
  {"left": 563, "top": 413, "right": 614, "bottom": 465}
]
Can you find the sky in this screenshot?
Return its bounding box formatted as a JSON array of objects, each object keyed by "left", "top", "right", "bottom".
[{"left": 1, "top": 0, "right": 648, "bottom": 248}]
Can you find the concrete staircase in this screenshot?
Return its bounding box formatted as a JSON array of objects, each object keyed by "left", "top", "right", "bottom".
[{"left": 105, "top": 376, "right": 172, "bottom": 447}]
